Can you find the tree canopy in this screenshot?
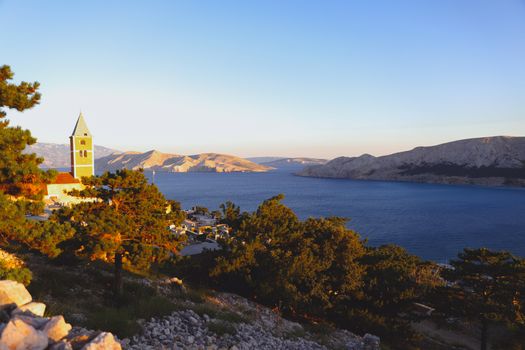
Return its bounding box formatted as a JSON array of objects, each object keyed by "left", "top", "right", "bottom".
[
  {"left": 54, "top": 169, "right": 186, "bottom": 297},
  {"left": 0, "top": 65, "right": 53, "bottom": 198},
  {"left": 437, "top": 248, "right": 525, "bottom": 350},
  {"left": 211, "top": 194, "right": 366, "bottom": 316}
]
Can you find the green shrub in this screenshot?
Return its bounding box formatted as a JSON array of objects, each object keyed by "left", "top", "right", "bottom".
[
  {"left": 184, "top": 288, "right": 208, "bottom": 304},
  {"left": 208, "top": 320, "right": 236, "bottom": 336},
  {"left": 190, "top": 303, "right": 221, "bottom": 318},
  {"left": 86, "top": 307, "right": 140, "bottom": 337},
  {"left": 190, "top": 303, "right": 249, "bottom": 324},
  {"left": 27, "top": 270, "right": 84, "bottom": 299},
  {"left": 284, "top": 325, "right": 306, "bottom": 340},
  {"left": 131, "top": 295, "right": 182, "bottom": 320},
  {"left": 0, "top": 261, "right": 32, "bottom": 285},
  {"left": 86, "top": 285, "right": 181, "bottom": 338},
  {"left": 215, "top": 310, "right": 249, "bottom": 324}
]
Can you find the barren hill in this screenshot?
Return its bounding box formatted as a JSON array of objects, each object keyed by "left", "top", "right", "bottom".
[
  {"left": 96, "top": 150, "right": 273, "bottom": 173},
  {"left": 298, "top": 136, "right": 525, "bottom": 186},
  {"left": 26, "top": 142, "right": 119, "bottom": 168}
]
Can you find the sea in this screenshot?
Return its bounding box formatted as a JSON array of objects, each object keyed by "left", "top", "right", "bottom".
[{"left": 143, "top": 167, "right": 525, "bottom": 262}]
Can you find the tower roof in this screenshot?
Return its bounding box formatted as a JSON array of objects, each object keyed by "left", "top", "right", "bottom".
[{"left": 71, "top": 112, "right": 92, "bottom": 137}]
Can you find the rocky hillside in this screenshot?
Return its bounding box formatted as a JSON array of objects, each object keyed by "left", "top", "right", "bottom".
[
  {"left": 126, "top": 290, "right": 380, "bottom": 350},
  {"left": 0, "top": 279, "right": 121, "bottom": 349},
  {"left": 246, "top": 157, "right": 285, "bottom": 164},
  {"left": 1, "top": 246, "right": 380, "bottom": 350},
  {"left": 96, "top": 150, "right": 273, "bottom": 173},
  {"left": 26, "top": 142, "right": 119, "bottom": 168},
  {"left": 260, "top": 158, "right": 327, "bottom": 167},
  {"left": 298, "top": 136, "right": 525, "bottom": 186}
]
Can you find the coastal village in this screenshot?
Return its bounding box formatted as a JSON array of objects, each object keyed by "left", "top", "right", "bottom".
[{"left": 39, "top": 113, "right": 229, "bottom": 256}]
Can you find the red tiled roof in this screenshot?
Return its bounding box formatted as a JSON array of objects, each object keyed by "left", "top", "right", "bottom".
[{"left": 50, "top": 172, "right": 80, "bottom": 184}]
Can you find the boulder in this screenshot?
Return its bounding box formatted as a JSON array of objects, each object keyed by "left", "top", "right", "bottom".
[
  {"left": 0, "top": 280, "right": 121, "bottom": 350},
  {"left": 81, "top": 332, "right": 121, "bottom": 350},
  {"left": 0, "top": 280, "right": 32, "bottom": 309},
  {"left": 49, "top": 341, "right": 73, "bottom": 350},
  {"left": 363, "top": 333, "right": 381, "bottom": 350},
  {"left": 0, "top": 317, "right": 48, "bottom": 350},
  {"left": 42, "top": 316, "right": 72, "bottom": 342},
  {"left": 12, "top": 302, "right": 46, "bottom": 317},
  {"left": 12, "top": 314, "right": 48, "bottom": 329}
]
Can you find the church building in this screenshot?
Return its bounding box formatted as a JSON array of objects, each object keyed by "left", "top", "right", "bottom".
[
  {"left": 70, "top": 113, "right": 94, "bottom": 179},
  {"left": 45, "top": 113, "right": 95, "bottom": 205}
]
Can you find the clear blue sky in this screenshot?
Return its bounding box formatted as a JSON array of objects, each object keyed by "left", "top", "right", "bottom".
[{"left": 1, "top": 0, "right": 524, "bottom": 158}]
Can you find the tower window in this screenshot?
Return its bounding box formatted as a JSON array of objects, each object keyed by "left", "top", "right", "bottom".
[
  {"left": 80, "top": 140, "right": 86, "bottom": 145},
  {"left": 84, "top": 150, "right": 88, "bottom": 157},
  {"left": 79, "top": 150, "right": 83, "bottom": 157}
]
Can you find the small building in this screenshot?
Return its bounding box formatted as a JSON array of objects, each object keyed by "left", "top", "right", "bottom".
[
  {"left": 181, "top": 219, "right": 198, "bottom": 233},
  {"left": 193, "top": 214, "right": 216, "bottom": 226},
  {"left": 45, "top": 173, "right": 83, "bottom": 205}
]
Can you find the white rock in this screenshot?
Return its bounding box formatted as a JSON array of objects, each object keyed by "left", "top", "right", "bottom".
[
  {"left": 0, "top": 317, "right": 48, "bottom": 350},
  {"left": 42, "top": 316, "right": 72, "bottom": 342},
  {"left": 12, "top": 314, "right": 48, "bottom": 329},
  {"left": 0, "top": 280, "right": 32, "bottom": 309},
  {"left": 12, "top": 302, "right": 46, "bottom": 317},
  {"left": 81, "top": 332, "right": 122, "bottom": 350}
]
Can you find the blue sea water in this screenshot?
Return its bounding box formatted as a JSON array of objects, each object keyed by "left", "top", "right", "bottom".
[{"left": 145, "top": 169, "right": 525, "bottom": 262}]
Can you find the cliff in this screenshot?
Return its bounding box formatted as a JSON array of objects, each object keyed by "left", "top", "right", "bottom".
[{"left": 298, "top": 136, "right": 525, "bottom": 186}]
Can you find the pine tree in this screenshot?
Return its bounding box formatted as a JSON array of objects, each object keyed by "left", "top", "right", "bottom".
[
  {"left": 0, "top": 65, "right": 63, "bottom": 249},
  {"left": 211, "top": 194, "right": 365, "bottom": 316},
  {"left": 0, "top": 65, "right": 54, "bottom": 198},
  {"left": 54, "top": 169, "right": 185, "bottom": 298},
  {"left": 441, "top": 248, "right": 525, "bottom": 350}
]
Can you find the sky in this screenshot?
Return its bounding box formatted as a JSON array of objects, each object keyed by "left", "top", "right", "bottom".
[{"left": 1, "top": 0, "right": 524, "bottom": 158}]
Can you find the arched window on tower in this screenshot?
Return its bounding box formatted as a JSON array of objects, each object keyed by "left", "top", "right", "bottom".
[
  {"left": 80, "top": 140, "right": 86, "bottom": 145},
  {"left": 84, "top": 150, "right": 88, "bottom": 157},
  {"left": 79, "top": 150, "right": 83, "bottom": 157}
]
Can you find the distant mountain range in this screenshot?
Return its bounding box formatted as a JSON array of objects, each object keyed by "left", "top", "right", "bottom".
[
  {"left": 246, "top": 157, "right": 285, "bottom": 164},
  {"left": 96, "top": 150, "right": 272, "bottom": 173},
  {"left": 26, "top": 142, "right": 120, "bottom": 168},
  {"left": 298, "top": 136, "right": 525, "bottom": 187},
  {"left": 248, "top": 157, "right": 327, "bottom": 168}
]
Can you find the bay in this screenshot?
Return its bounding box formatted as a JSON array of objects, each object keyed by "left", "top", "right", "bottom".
[{"left": 147, "top": 169, "right": 525, "bottom": 262}]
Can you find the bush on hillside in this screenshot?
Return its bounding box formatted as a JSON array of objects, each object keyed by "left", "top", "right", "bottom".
[{"left": 0, "top": 260, "right": 32, "bottom": 285}]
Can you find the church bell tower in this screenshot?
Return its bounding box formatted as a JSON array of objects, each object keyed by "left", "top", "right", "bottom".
[{"left": 70, "top": 112, "right": 94, "bottom": 179}]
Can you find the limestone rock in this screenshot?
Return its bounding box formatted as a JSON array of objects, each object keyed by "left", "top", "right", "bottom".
[
  {"left": 12, "top": 302, "right": 46, "bottom": 317},
  {"left": 0, "top": 280, "right": 32, "bottom": 309},
  {"left": 42, "top": 316, "right": 72, "bottom": 342},
  {"left": 0, "top": 280, "right": 120, "bottom": 350},
  {"left": 0, "top": 318, "right": 48, "bottom": 350},
  {"left": 12, "top": 314, "right": 48, "bottom": 329},
  {"left": 49, "top": 340, "right": 73, "bottom": 350},
  {"left": 363, "top": 334, "right": 381, "bottom": 350},
  {"left": 81, "top": 332, "right": 121, "bottom": 350}
]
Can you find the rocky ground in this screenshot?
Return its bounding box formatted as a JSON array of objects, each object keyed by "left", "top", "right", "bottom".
[
  {"left": 2, "top": 248, "right": 380, "bottom": 350},
  {"left": 124, "top": 287, "right": 380, "bottom": 350},
  {"left": 0, "top": 279, "right": 121, "bottom": 349}
]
